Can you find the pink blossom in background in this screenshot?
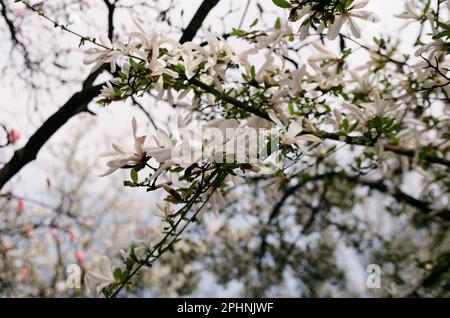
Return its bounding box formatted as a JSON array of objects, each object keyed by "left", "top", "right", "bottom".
[
  {"left": 137, "top": 227, "right": 146, "bottom": 237},
  {"left": 17, "top": 198, "right": 25, "bottom": 215},
  {"left": 1, "top": 240, "right": 12, "bottom": 251},
  {"left": 67, "top": 228, "right": 75, "bottom": 241},
  {"left": 75, "top": 249, "right": 85, "bottom": 263},
  {"left": 16, "top": 9, "right": 25, "bottom": 18},
  {"left": 50, "top": 227, "right": 58, "bottom": 238},
  {"left": 18, "top": 266, "right": 28, "bottom": 281},
  {"left": 25, "top": 227, "right": 33, "bottom": 238},
  {"left": 8, "top": 129, "right": 20, "bottom": 144}
]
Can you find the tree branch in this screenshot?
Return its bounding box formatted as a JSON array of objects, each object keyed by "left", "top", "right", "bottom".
[
  {"left": 179, "top": 0, "right": 220, "bottom": 44},
  {"left": 257, "top": 171, "right": 450, "bottom": 271},
  {"left": 0, "top": 0, "right": 32, "bottom": 67},
  {"left": 0, "top": 84, "right": 102, "bottom": 190},
  {"left": 408, "top": 251, "right": 450, "bottom": 297}
]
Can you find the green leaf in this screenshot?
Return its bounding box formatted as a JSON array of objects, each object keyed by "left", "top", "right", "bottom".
[
  {"left": 130, "top": 169, "right": 138, "bottom": 183},
  {"left": 230, "top": 28, "right": 246, "bottom": 37},
  {"left": 345, "top": 0, "right": 353, "bottom": 9},
  {"left": 342, "top": 118, "right": 349, "bottom": 132},
  {"left": 272, "top": 0, "right": 291, "bottom": 9},
  {"left": 123, "top": 181, "right": 135, "bottom": 187},
  {"left": 423, "top": 0, "right": 431, "bottom": 15},
  {"left": 288, "top": 8, "right": 298, "bottom": 21},
  {"left": 113, "top": 268, "right": 123, "bottom": 281},
  {"left": 275, "top": 17, "right": 282, "bottom": 30},
  {"left": 433, "top": 31, "right": 450, "bottom": 39},
  {"left": 350, "top": 121, "right": 359, "bottom": 132},
  {"left": 250, "top": 18, "right": 258, "bottom": 28}
]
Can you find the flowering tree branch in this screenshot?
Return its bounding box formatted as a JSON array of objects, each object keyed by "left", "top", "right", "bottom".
[
  {"left": 189, "top": 77, "right": 450, "bottom": 167},
  {"left": 108, "top": 167, "right": 227, "bottom": 297}
]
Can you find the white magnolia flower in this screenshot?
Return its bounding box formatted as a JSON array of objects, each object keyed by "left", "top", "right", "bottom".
[
  {"left": 99, "top": 117, "right": 147, "bottom": 176},
  {"left": 132, "top": 228, "right": 157, "bottom": 261},
  {"left": 181, "top": 43, "right": 204, "bottom": 79},
  {"left": 296, "top": 5, "right": 323, "bottom": 40},
  {"left": 149, "top": 56, "right": 179, "bottom": 78},
  {"left": 308, "top": 41, "right": 339, "bottom": 63},
  {"left": 99, "top": 81, "right": 118, "bottom": 100},
  {"left": 144, "top": 129, "right": 181, "bottom": 180},
  {"left": 202, "top": 30, "right": 220, "bottom": 67},
  {"left": 394, "top": 0, "right": 422, "bottom": 23},
  {"left": 279, "top": 65, "right": 313, "bottom": 96},
  {"left": 155, "top": 201, "right": 173, "bottom": 220},
  {"left": 281, "top": 121, "right": 303, "bottom": 146},
  {"left": 415, "top": 38, "right": 446, "bottom": 61},
  {"left": 415, "top": 13, "right": 446, "bottom": 60},
  {"left": 255, "top": 20, "right": 293, "bottom": 52},
  {"left": 348, "top": 69, "right": 376, "bottom": 94},
  {"left": 84, "top": 256, "right": 115, "bottom": 297},
  {"left": 146, "top": 129, "right": 176, "bottom": 163},
  {"left": 83, "top": 34, "right": 120, "bottom": 73},
  {"left": 146, "top": 39, "right": 179, "bottom": 79},
  {"left": 269, "top": 112, "right": 322, "bottom": 152},
  {"left": 309, "top": 62, "right": 342, "bottom": 90},
  {"left": 130, "top": 19, "right": 179, "bottom": 79},
  {"left": 346, "top": 93, "right": 399, "bottom": 124},
  {"left": 367, "top": 93, "right": 391, "bottom": 117},
  {"left": 327, "top": 0, "right": 380, "bottom": 40}
]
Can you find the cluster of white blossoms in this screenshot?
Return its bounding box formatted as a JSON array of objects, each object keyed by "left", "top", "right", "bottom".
[
  {"left": 88, "top": 18, "right": 335, "bottom": 180},
  {"left": 81, "top": 0, "right": 450, "bottom": 297},
  {"left": 286, "top": 0, "right": 380, "bottom": 40},
  {"left": 99, "top": 113, "right": 325, "bottom": 180}
]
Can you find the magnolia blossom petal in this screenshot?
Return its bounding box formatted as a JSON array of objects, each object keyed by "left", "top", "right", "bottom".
[
  {"left": 84, "top": 256, "right": 115, "bottom": 297},
  {"left": 352, "top": 0, "right": 369, "bottom": 9},
  {"left": 286, "top": 122, "right": 303, "bottom": 139},
  {"left": 347, "top": 17, "right": 362, "bottom": 39},
  {"left": 295, "top": 134, "right": 322, "bottom": 143},
  {"left": 154, "top": 129, "right": 173, "bottom": 148},
  {"left": 149, "top": 161, "right": 174, "bottom": 181},
  {"left": 350, "top": 11, "right": 380, "bottom": 22},
  {"left": 327, "top": 15, "right": 347, "bottom": 41},
  {"left": 268, "top": 111, "right": 285, "bottom": 128}
]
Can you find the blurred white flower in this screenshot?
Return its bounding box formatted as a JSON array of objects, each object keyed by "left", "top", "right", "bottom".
[
  {"left": 99, "top": 81, "right": 118, "bottom": 100},
  {"left": 146, "top": 129, "right": 176, "bottom": 163},
  {"left": 394, "top": 0, "right": 422, "bottom": 24},
  {"left": 415, "top": 13, "right": 446, "bottom": 61},
  {"left": 308, "top": 41, "right": 339, "bottom": 63},
  {"left": 415, "top": 39, "right": 445, "bottom": 61},
  {"left": 84, "top": 256, "right": 115, "bottom": 297},
  {"left": 269, "top": 112, "right": 322, "bottom": 151},
  {"left": 99, "top": 117, "right": 147, "bottom": 176},
  {"left": 83, "top": 34, "right": 120, "bottom": 73},
  {"left": 327, "top": 0, "right": 380, "bottom": 40},
  {"left": 348, "top": 69, "right": 376, "bottom": 94}
]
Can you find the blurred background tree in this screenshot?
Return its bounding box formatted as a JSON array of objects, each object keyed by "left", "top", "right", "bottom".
[{"left": 0, "top": 0, "right": 449, "bottom": 297}]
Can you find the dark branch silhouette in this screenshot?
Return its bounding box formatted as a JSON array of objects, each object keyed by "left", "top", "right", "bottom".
[{"left": 179, "top": 0, "right": 220, "bottom": 44}]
